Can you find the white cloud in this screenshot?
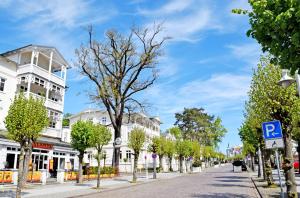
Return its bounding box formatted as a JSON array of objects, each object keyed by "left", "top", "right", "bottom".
[
  {"left": 0, "top": 0, "right": 11, "bottom": 7},
  {"left": 3, "top": 0, "right": 117, "bottom": 62},
  {"left": 140, "top": 0, "right": 221, "bottom": 43},
  {"left": 145, "top": 73, "right": 251, "bottom": 121},
  {"left": 227, "top": 42, "right": 261, "bottom": 66},
  {"left": 138, "top": 0, "right": 194, "bottom": 16}
]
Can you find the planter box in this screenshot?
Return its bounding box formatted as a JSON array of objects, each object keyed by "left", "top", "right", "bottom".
[
  {"left": 192, "top": 167, "right": 201, "bottom": 173},
  {"left": 233, "top": 166, "right": 242, "bottom": 172}
]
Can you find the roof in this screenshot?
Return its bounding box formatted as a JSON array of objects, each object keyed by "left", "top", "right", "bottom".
[
  {"left": 1, "top": 44, "right": 70, "bottom": 68},
  {"left": 0, "top": 130, "right": 71, "bottom": 148}
]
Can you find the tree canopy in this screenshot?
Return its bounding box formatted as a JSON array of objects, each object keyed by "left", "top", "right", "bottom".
[
  {"left": 5, "top": 94, "right": 48, "bottom": 143},
  {"left": 233, "top": 0, "right": 300, "bottom": 74}
]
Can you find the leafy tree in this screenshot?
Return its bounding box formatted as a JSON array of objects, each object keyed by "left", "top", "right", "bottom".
[
  {"left": 89, "top": 124, "right": 111, "bottom": 188},
  {"left": 175, "top": 108, "right": 227, "bottom": 147},
  {"left": 168, "top": 126, "right": 182, "bottom": 140},
  {"left": 5, "top": 94, "right": 48, "bottom": 198},
  {"left": 71, "top": 120, "right": 93, "bottom": 183},
  {"left": 209, "top": 117, "right": 227, "bottom": 147},
  {"left": 202, "top": 146, "right": 214, "bottom": 167},
  {"left": 246, "top": 57, "right": 300, "bottom": 194},
  {"left": 128, "top": 127, "right": 146, "bottom": 183},
  {"left": 175, "top": 140, "right": 191, "bottom": 173},
  {"left": 233, "top": 0, "right": 300, "bottom": 74},
  {"left": 175, "top": 108, "right": 213, "bottom": 143},
  {"left": 164, "top": 139, "right": 175, "bottom": 171},
  {"left": 62, "top": 113, "right": 72, "bottom": 127},
  {"left": 75, "top": 24, "right": 168, "bottom": 170},
  {"left": 148, "top": 136, "right": 166, "bottom": 171}
]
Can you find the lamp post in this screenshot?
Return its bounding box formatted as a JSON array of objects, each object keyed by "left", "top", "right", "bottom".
[{"left": 278, "top": 69, "right": 300, "bottom": 174}]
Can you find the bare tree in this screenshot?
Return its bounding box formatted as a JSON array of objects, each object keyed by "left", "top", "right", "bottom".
[{"left": 75, "top": 24, "right": 168, "bottom": 170}]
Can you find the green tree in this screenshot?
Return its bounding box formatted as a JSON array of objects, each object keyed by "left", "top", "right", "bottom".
[
  {"left": 62, "top": 113, "right": 72, "bottom": 127},
  {"left": 5, "top": 94, "right": 48, "bottom": 198},
  {"left": 175, "top": 108, "right": 213, "bottom": 143},
  {"left": 246, "top": 57, "right": 300, "bottom": 195},
  {"left": 175, "top": 140, "right": 191, "bottom": 173},
  {"left": 202, "top": 146, "right": 214, "bottom": 167},
  {"left": 233, "top": 0, "right": 300, "bottom": 74},
  {"left": 89, "top": 124, "right": 111, "bottom": 188},
  {"left": 128, "top": 127, "right": 146, "bottom": 183},
  {"left": 209, "top": 117, "right": 227, "bottom": 147},
  {"left": 164, "top": 139, "right": 175, "bottom": 171},
  {"left": 71, "top": 120, "right": 93, "bottom": 183},
  {"left": 148, "top": 136, "right": 166, "bottom": 172},
  {"left": 168, "top": 126, "right": 182, "bottom": 140},
  {"left": 75, "top": 24, "right": 168, "bottom": 170}
]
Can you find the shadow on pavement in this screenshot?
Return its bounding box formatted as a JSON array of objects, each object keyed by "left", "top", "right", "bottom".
[
  {"left": 0, "top": 190, "right": 28, "bottom": 198},
  {"left": 190, "top": 192, "right": 255, "bottom": 198},
  {"left": 214, "top": 176, "right": 248, "bottom": 179},
  {"left": 216, "top": 179, "right": 245, "bottom": 183},
  {"left": 209, "top": 183, "right": 251, "bottom": 188}
]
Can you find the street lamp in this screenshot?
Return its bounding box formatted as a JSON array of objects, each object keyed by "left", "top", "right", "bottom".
[{"left": 278, "top": 69, "right": 296, "bottom": 88}]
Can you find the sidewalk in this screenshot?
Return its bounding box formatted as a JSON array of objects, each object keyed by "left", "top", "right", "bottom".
[
  {"left": 250, "top": 169, "right": 300, "bottom": 197},
  {"left": 0, "top": 172, "right": 182, "bottom": 198}
]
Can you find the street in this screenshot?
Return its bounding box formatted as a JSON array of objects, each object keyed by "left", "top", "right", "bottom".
[{"left": 78, "top": 165, "right": 259, "bottom": 198}]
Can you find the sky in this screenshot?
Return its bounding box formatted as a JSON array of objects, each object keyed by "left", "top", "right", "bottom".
[{"left": 0, "top": 0, "right": 262, "bottom": 152}]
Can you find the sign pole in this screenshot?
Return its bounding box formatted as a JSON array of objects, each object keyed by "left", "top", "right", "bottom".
[{"left": 275, "top": 149, "right": 284, "bottom": 198}]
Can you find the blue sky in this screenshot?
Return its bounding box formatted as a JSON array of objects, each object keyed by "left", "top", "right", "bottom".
[{"left": 0, "top": 0, "right": 261, "bottom": 152}]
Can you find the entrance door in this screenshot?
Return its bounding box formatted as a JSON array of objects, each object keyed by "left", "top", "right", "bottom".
[{"left": 50, "top": 157, "right": 58, "bottom": 178}]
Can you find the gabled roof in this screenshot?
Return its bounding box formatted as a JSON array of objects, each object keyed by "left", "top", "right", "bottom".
[{"left": 1, "top": 44, "right": 70, "bottom": 68}]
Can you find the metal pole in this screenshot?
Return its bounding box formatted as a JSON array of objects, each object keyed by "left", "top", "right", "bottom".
[
  {"left": 275, "top": 149, "right": 284, "bottom": 198},
  {"left": 145, "top": 156, "right": 148, "bottom": 180}
]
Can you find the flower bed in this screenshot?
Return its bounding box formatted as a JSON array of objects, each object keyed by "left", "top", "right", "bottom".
[{"left": 0, "top": 171, "right": 13, "bottom": 183}]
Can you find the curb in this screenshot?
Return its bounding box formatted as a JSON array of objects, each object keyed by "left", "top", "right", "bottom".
[
  {"left": 251, "top": 177, "right": 263, "bottom": 198},
  {"left": 66, "top": 174, "right": 182, "bottom": 198}
]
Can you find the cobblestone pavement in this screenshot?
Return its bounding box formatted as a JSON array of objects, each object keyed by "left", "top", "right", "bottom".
[{"left": 80, "top": 165, "right": 259, "bottom": 198}]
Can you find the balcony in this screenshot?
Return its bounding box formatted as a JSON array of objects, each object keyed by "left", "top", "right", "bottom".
[
  {"left": 28, "top": 92, "right": 64, "bottom": 112},
  {"left": 17, "top": 64, "right": 65, "bottom": 87}
]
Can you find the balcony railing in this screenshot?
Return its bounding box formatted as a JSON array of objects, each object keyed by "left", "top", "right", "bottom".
[
  {"left": 17, "top": 64, "right": 65, "bottom": 87},
  {"left": 29, "top": 92, "right": 63, "bottom": 112}
]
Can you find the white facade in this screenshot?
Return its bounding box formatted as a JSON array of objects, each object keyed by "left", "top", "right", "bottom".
[
  {"left": 0, "top": 45, "right": 75, "bottom": 177},
  {"left": 65, "top": 109, "right": 162, "bottom": 172}
]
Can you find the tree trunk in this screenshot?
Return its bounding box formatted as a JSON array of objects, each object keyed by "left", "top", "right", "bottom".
[
  {"left": 168, "top": 156, "right": 172, "bottom": 172},
  {"left": 179, "top": 156, "right": 183, "bottom": 173},
  {"left": 264, "top": 150, "right": 274, "bottom": 186},
  {"left": 153, "top": 155, "right": 157, "bottom": 179},
  {"left": 251, "top": 154, "right": 255, "bottom": 172},
  {"left": 112, "top": 125, "right": 121, "bottom": 173},
  {"left": 258, "top": 146, "right": 263, "bottom": 178},
  {"left": 77, "top": 154, "right": 84, "bottom": 184},
  {"left": 22, "top": 142, "right": 32, "bottom": 186},
  {"left": 96, "top": 154, "right": 101, "bottom": 189},
  {"left": 16, "top": 145, "right": 25, "bottom": 198},
  {"left": 133, "top": 153, "right": 139, "bottom": 183},
  {"left": 262, "top": 149, "right": 266, "bottom": 180},
  {"left": 283, "top": 134, "right": 298, "bottom": 198},
  {"left": 159, "top": 155, "right": 163, "bottom": 172}
]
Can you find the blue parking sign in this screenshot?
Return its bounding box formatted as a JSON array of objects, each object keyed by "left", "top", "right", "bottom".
[{"left": 262, "top": 120, "right": 283, "bottom": 139}]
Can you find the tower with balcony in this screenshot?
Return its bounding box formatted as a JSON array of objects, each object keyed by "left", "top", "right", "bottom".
[{"left": 1, "top": 44, "right": 68, "bottom": 139}]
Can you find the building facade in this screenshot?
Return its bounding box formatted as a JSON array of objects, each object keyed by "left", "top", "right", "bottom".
[
  {"left": 0, "top": 45, "right": 75, "bottom": 178},
  {"left": 65, "top": 109, "right": 162, "bottom": 172}
]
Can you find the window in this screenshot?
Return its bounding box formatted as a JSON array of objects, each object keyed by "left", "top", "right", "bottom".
[
  {"left": 126, "top": 150, "right": 131, "bottom": 159},
  {"left": 102, "top": 117, "right": 106, "bottom": 125},
  {"left": 20, "top": 85, "right": 28, "bottom": 92},
  {"left": 48, "top": 110, "right": 60, "bottom": 128},
  {"left": 52, "top": 85, "right": 61, "bottom": 92},
  {"left": 34, "top": 77, "right": 45, "bottom": 87},
  {"left": 0, "top": 78, "right": 5, "bottom": 92}
]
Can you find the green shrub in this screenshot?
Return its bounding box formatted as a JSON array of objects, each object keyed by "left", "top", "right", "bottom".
[
  {"left": 213, "top": 161, "right": 219, "bottom": 165},
  {"left": 89, "top": 166, "right": 116, "bottom": 175},
  {"left": 192, "top": 160, "right": 202, "bottom": 167}
]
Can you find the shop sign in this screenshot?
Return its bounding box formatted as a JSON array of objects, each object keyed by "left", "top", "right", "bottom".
[{"left": 32, "top": 142, "right": 53, "bottom": 150}]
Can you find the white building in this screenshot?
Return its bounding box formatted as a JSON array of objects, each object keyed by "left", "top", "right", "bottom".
[
  {"left": 65, "top": 109, "right": 162, "bottom": 172},
  {"left": 0, "top": 45, "right": 75, "bottom": 178}
]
